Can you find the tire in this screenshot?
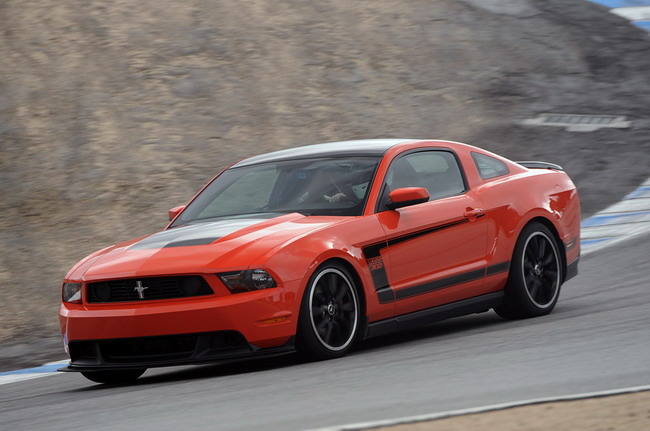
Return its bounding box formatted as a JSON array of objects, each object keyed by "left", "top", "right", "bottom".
[
  {"left": 81, "top": 368, "right": 146, "bottom": 384},
  {"left": 495, "top": 222, "right": 563, "bottom": 320},
  {"left": 296, "top": 262, "right": 361, "bottom": 361}
]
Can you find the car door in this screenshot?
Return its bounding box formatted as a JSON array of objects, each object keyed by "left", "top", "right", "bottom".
[{"left": 374, "top": 149, "right": 489, "bottom": 315}]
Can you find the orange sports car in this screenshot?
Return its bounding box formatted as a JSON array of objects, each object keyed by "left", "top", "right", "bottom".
[{"left": 59, "top": 139, "right": 580, "bottom": 383}]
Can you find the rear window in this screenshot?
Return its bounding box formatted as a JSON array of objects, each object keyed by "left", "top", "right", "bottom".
[{"left": 471, "top": 152, "right": 509, "bottom": 180}]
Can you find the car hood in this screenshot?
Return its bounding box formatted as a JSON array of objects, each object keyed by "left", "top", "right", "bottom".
[{"left": 68, "top": 213, "right": 347, "bottom": 281}]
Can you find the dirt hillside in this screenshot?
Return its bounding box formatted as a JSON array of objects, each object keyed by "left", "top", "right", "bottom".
[{"left": 1, "top": 0, "right": 650, "bottom": 346}]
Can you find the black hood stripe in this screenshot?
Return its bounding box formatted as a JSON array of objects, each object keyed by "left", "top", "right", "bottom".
[
  {"left": 130, "top": 215, "right": 283, "bottom": 250},
  {"left": 164, "top": 237, "right": 222, "bottom": 248}
]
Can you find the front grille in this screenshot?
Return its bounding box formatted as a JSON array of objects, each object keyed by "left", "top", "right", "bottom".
[
  {"left": 87, "top": 276, "right": 213, "bottom": 303},
  {"left": 69, "top": 331, "right": 251, "bottom": 364},
  {"left": 101, "top": 333, "right": 199, "bottom": 362}
]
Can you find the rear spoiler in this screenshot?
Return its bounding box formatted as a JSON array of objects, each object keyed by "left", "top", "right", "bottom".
[{"left": 516, "top": 161, "right": 563, "bottom": 171}]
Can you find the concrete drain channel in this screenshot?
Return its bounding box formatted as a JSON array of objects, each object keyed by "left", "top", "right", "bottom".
[{"left": 521, "top": 113, "right": 632, "bottom": 132}]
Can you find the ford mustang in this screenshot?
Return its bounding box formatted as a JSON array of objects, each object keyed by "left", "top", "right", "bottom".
[{"left": 59, "top": 139, "right": 580, "bottom": 383}]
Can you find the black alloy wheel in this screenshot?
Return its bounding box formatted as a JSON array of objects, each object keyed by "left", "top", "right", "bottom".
[
  {"left": 522, "top": 231, "right": 561, "bottom": 307},
  {"left": 81, "top": 368, "right": 146, "bottom": 384},
  {"left": 297, "top": 263, "right": 361, "bottom": 360},
  {"left": 495, "top": 222, "right": 562, "bottom": 319}
]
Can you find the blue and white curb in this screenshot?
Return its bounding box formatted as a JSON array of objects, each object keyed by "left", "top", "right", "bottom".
[
  {"left": 0, "top": 360, "right": 69, "bottom": 386},
  {"left": 588, "top": 0, "right": 650, "bottom": 32},
  {"left": 581, "top": 177, "right": 650, "bottom": 254}
]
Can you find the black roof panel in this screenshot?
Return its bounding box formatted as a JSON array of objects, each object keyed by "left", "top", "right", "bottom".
[{"left": 232, "top": 139, "right": 417, "bottom": 167}]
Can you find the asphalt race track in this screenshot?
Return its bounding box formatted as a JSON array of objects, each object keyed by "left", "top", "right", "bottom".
[{"left": 2, "top": 232, "right": 649, "bottom": 431}]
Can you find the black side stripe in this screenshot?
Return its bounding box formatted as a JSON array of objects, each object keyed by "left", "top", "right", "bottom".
[
  {"left": 374, "top": 262, "right": 510, "bottom": 304},
  {"left": 395, "top": 268, "right": 486, "bottom": 300},
  {"left": 361, "top": 220, "right": 509, "bottom": 303},
  {"left": 362, "top": 218, "right": 471, "bottom": 298},
  {"left": 386, "top": 219, "right": 468, "bottom": 247},
  {"left": 486, "top": 261, "right": 510, "bottom": 276},
  {"left": 363, "top": 241, "right": 391, "bottom": 299},
  {"left": 377, "top": 288, "right": 395, "bottom": 304}
]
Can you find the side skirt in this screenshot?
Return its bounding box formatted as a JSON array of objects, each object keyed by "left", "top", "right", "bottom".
[
  {"left": 565, "top": 256, "right": 579, "bottom": 282},
  {"left": 364, "top": 291, "right": 504, "bottom": 339}
]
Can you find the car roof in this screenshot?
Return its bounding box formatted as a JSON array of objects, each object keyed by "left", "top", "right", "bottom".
[{"left": 232, "top": 139, "right": 419, "bottom": 167}]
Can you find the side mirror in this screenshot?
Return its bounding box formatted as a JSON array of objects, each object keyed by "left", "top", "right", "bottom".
[
  {"left": 386, "top": 187, "right": 429, "bottom": 210},
  {"left": 168, "top": 205, "right": 186, "bottom": 221}
]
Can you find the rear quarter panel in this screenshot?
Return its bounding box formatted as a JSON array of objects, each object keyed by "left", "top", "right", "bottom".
[{"left": 475, "top": 168, "right": 581, "bottom": 273}]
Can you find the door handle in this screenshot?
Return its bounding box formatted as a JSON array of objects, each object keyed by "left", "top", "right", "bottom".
[{"left": 463, "top": 208, "right": 484, "bottom": 220}]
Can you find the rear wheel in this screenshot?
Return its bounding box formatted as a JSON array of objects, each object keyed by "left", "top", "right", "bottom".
[
  {"left": 81, "top": 368, "right": 146, "bottom": 384},
  {"left": 296, "top": 263, "right": 361, "bottom": 360},
  {"left": 495, "top": 222, "right": 562, "bottom": 319}
]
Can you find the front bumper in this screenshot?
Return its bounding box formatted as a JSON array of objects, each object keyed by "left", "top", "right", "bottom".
[
  {"left": 59, "top": 331, "right": 295, "bottom": 372},
  {"left": 59, "top": 279, "right": 302, "bottom": 370}
]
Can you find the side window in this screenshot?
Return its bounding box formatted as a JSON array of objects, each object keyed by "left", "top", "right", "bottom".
[
  {"left": 471, "top": 152, "right": 509, "bottom": 180},
  {"left": 379, "top": 150, "right": 466, "bottom": 210}
]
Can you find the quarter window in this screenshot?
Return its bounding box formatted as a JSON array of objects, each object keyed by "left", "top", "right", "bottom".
[{"left": 471, "top": 152, "right": 509, "bottom": 180}]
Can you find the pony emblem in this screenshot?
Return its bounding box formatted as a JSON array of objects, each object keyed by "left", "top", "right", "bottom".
[{"left": 134, "top": 281, "right": 149, "bottom": 299}]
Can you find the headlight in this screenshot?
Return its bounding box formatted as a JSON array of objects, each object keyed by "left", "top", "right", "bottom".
[
  {"left": 62, "top": 282, "right": 82, "bottom": 304},
  {"left": 218, "top": 269, "right": 277, "bottom": 294}
]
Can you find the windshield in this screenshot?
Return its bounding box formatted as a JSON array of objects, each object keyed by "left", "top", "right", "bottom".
[{"left": 172, "top": 157, "right": 379, "bottom": 225}]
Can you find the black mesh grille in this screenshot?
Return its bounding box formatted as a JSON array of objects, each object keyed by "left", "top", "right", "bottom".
[
  {"left": 68, "top": 331, "right": 251, "bottom": 364},
  {"left": 87, "top": 276, "right": 213, "bottom": 303},
  {"left": 101, "top": 333, "right": 199, "bottom": 362}
]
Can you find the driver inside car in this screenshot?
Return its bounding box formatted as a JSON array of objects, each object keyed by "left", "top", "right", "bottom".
[{"left": 323, "top": 170, "right": 370, "bottom": 204}]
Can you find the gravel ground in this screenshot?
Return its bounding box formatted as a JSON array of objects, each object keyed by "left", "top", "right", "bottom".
[{"left": 375, "top": 390, "right": 650, "bottom": 431}]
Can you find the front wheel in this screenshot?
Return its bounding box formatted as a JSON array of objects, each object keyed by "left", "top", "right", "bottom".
[
  {"left": 81, "top": 368, "right": 146, "bottom": 384},
  {"left": 296, "top": 263, "right": 361, "bottom": 361},
  {"left": 495, "top": 222, "right": 562, "bottom": 319}
]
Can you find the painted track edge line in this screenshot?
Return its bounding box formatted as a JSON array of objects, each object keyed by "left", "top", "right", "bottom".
[
  {"left": 0, "top": 359, "right": 69, "bottom": 386},
  {"left": 305, "top": 384, "right": 650, "bottom": 431}
]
